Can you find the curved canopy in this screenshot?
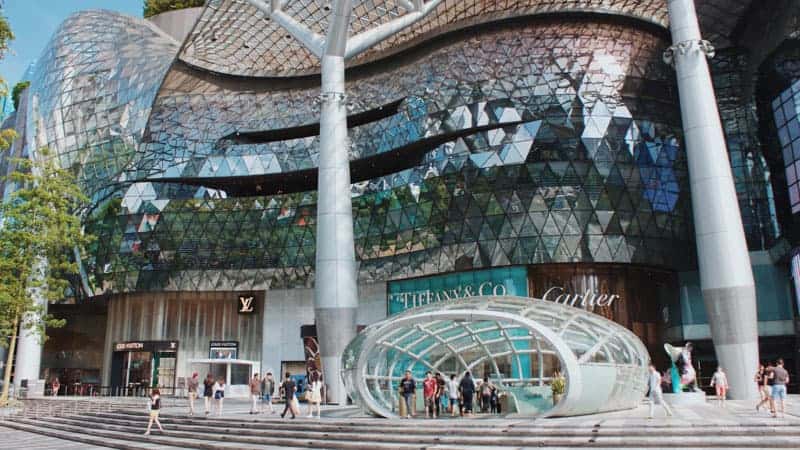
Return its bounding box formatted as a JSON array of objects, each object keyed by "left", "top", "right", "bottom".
[{"left": 341, "top": 295, "right": 649, "bottom": 417}]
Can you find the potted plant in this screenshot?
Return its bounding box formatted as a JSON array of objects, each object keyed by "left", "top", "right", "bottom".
[{"left": 551, "top": 371, "right": 566, "bottom": 405}]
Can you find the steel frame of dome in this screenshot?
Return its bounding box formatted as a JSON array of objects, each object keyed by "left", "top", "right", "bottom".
[{"left": 341, "top": 296, "right": 650, "bottom": 418}]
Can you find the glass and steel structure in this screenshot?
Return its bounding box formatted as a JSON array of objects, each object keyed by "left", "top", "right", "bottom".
[{"left": 342, "top": 295, "right": 649, "bottom": 417}]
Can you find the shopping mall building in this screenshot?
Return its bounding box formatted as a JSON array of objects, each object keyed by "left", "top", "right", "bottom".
[{"left": 1, "top": 1, "right": 799, "bottom": 403}]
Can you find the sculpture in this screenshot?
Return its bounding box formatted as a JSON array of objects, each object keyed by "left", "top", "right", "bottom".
[{"left": 664, "top": 342, "right": 699, "bottom": 393}]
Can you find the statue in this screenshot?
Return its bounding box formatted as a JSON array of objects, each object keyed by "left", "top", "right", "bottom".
[{"left": 664, "top": 341, "right": 700, "bottom": 393}]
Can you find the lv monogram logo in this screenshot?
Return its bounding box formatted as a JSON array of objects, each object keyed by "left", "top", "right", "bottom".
[{"left": 238, "top": 296, "right": 254, "bottom": 313}]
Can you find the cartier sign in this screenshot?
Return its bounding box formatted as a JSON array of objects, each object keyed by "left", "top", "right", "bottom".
[{"left": 541, "top": 286, "right": 620, "bottom": 307}]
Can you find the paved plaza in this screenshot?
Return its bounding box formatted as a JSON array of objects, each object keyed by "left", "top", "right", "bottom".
[{"left": 1, "top": 396, "right": 799, "bottom": 449}]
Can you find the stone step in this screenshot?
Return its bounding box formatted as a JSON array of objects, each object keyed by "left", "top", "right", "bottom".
[
  {"left": 85, "top": 410, "right": 800, "bottom": 436},
  {"left": 11, "top": 417, "right": 424, "bottom": 450},
  {"left": 65, "top": 412, "right": 800, "bottom": 439},
  {"left": 16, "top": 414, "right": 800, "bottom": 448},
  {"left": 1, "top": 421, "right": 184, "bottom": 450}
]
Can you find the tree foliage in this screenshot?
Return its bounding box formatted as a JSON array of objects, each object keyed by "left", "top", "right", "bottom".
[
  {"left": 11, "top": 80, "right": 29, "bottom": 110},
  {"left": 0, "top": 148, "right": 93, "bottom": 404},
  {"left": 143, "top": 0, "right": 206, "bottom": 18},
  {"left": 0, "top": 14, "right": 13, "bottom": 59}
]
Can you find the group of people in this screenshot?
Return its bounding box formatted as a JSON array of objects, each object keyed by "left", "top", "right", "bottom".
[
  {"left": 144, "top": 371, "right": 324, "bottom": 435},
  {"left": 399, "top": 371, "right": 501, "bottom": 419},
  {"left": 647, "top": 358, "right": 792, "bottom": 419},
  {"left": 755, "top": 358, "right": 791, "bottom": 418}
]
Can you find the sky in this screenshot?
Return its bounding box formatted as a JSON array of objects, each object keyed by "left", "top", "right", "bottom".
[{"left": 0, "top": 0, "right": 142, "bottom": 89}]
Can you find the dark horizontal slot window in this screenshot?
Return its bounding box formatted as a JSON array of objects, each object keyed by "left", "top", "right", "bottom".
[{"left": 220, "top": 98, "right": 406, "bottom": 145}]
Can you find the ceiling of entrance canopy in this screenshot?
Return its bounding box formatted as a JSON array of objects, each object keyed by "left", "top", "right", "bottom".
[{"left": 179, "top": 0, "right": 753, "bottom": 77}]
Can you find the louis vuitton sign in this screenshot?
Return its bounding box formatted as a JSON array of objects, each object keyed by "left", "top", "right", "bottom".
[{"left": 237, "top": 295, "right": 256, "bottom": 314}]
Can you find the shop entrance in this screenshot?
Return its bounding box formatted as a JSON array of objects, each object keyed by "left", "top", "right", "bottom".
[{"left": 110, "top": 341, "right": 178, "bottom": 396}]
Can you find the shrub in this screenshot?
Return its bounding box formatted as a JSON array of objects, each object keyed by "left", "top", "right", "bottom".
[{"left": 143, "top": 0, "right": 206, "bottom": 18}]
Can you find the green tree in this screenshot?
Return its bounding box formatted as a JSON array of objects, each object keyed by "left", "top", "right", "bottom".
[
  {"left": 0, "top": 148, "right": 92, "bottom": 405},
  {"left": 0, "top": 13, "right": 15, "bottom": 150},
  {"left": 143, "top": 0, "right": 206, "bottom": 18},
  {"left": 11, "top": 80, "right": 29, "bottom": 110}
]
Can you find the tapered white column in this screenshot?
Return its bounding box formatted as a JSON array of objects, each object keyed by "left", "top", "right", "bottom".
[
  {"left": 315, "top": 53, "right": 358, "bottom": 405},
  {"left": 665, "top": 0, "right": 759, "bottom": 400}
]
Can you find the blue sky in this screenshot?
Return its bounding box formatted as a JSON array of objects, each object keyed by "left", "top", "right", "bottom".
[{"left": 1, "top": 1, "right": 142, "bottom": 89}]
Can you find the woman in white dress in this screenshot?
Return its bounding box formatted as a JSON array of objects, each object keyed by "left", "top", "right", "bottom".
[{"left": 306, "top": 372, "right": 323, "bottom": 419}]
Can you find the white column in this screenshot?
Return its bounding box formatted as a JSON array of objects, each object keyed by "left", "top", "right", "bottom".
[
  {"left": 14, "top": 300, "right": 46, "bottom": 394},
  {"left": 665, "top": 0, "right": 759, "bottom": 400},
  {"left": 314, "top": 53, "right": 358, "bottom": 404}
]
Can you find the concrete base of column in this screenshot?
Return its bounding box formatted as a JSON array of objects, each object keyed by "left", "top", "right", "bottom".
[
  {"left": 315, "top": 306, "right": 357, "bottom": 404},
  {"left": 703, "top": 285, "right": 760, "bottom": 400},
  {"left": 14, "top": 326, "right": 43, "bottom": 389}
]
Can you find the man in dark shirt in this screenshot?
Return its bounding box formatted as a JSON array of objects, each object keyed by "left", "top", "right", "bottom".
[
  {"left": 280, "top": 373, "right": 297, "bottom": 419},
  {"left": 459, "top": 371, "right": 476, "bottom": 416},
  {"left": 400, "top": 370, "right": 416, "bottom": 418},
  {"left": 434, "top": 372, "right": 446, "bottom": 417}
]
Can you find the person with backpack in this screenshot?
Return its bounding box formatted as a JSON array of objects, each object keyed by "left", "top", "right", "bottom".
[
  {"left": 144, "top": 389, "right": 164, "bottom": 436},
  {"left": 769, "top": 358, "right": 790, "bottom": 418}
]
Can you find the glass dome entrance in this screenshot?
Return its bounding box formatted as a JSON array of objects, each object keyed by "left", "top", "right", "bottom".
[{"left": 342, "top": 296, "right": 649, "bottom": 417}]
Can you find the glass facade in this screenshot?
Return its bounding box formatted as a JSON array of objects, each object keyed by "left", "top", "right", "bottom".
[
  {"left": 773, "top": 79, "right": 800, "bottom": 214},
  {"left": 72, "top": 19, "right": 692, "bottom": 294}
]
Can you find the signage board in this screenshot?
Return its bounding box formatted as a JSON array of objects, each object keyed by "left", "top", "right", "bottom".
[
  {"left": 237, "top": 295, "right": 256, "bottom": 314},
  {"left": 210, "top": 340, "right": 239, "bottom": 359},
  {"left": 387, "top": 266, "right": 528, "bottom": 315},
  {"left": 114, "top": 341, "right": 178, "bottom": 353}
]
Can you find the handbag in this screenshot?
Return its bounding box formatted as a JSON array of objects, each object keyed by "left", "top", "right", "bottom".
[{"left": 214, "top": 390, "right": 222, "bottom": 400}]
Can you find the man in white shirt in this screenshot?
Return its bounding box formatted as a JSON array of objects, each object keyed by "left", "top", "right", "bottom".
[
  {"left": 648, "top": 364, "right": 673, "bottom": 419},
  {"left": 709, "top": 366, "right": 729, "bottom": 407},
  {"left": 447, "top": 374, "right": 459, "bottom": 417}
]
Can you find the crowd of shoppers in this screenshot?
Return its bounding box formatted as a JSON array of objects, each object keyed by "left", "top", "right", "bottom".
[{"left": 399, "top": 371, "right": 505, "bottom": 418}]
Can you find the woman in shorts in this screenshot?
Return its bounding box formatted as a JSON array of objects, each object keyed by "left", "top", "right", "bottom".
[{"left": 144, "top": 389, "right": 164, "bottom": 435}]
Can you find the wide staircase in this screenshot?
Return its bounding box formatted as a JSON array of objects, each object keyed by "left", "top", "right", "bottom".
[{"left": 3, "top": 407, "right": 800, "bottom": 449}]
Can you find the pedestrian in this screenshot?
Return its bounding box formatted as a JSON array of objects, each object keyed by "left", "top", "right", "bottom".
[
  {"left": 647, "top": 364, "right": 673, "bottom": 419},
  {"left": 400, "top": 370, "right": 416, "bottom": 419},
  {"left": 423, "top": 371, "right": 437, "bottom": 418},
  {"left": 51, "top": 377, "right": 60, "bottom": 397},
  {"left": 144, "top": 389, "right": 164, "bottom": 435},
  {"left": 280, "top": 372, "right": 297, "bottom": 419},
  {"left": 479, "top": 376, "right": 494, "bottom": 413},
  {"left": 459, "top": 371, "right": 476, "bottom": 416},
  {"left": 213, "top": 377, "right": 225, "bottom": 416},
  {"left": 306, "top": 371, "right": 323, "bottom": 418},
  {"left": 263, "top": 372, "right": 276, "bottom": 414},
  {"left": 202, "top": 373, "right": 214, "bottom": 415},
  {"left": 249, "top": 372, "right": 261, "bottom": 414},
  {"left": 434, "top": 372, "right": 445, "bottom": 418},
  {"left": 187, "top": 372, "right": 199, "bottom": 416},
  {"left": 447, "top": 374, "right": 459, "bottom": 417},
  {"left": 490, "top": 386, "right": 500, "bottom": 414},
  {"left": 709, "top": 366, "right": 728, "bottom": 407},
  {"left": 769, "top": 358, "right": 790, "bottom": 418},
  {"left": 755, "top": 364, "right": 771, "bottom": 412}
]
